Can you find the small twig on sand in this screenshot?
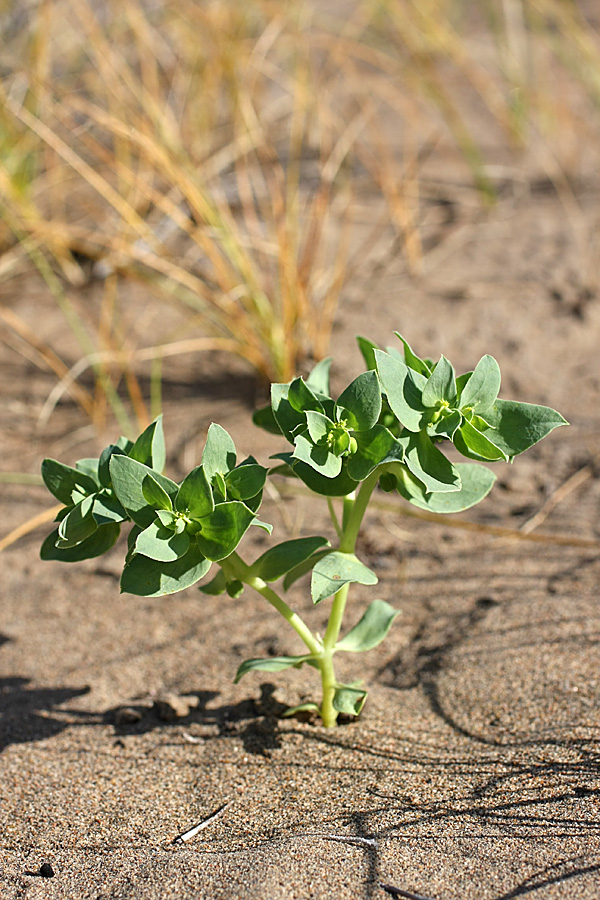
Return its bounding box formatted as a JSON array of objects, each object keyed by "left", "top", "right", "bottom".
[
  {"left": 297, "top": 833, "right": 378, "bottom": 849},
  {"left": 171, "top": 801, "right": 233, "bottom": 845},
  {"left": 379, "top": 882, "right": 438, "bottom": 900}
]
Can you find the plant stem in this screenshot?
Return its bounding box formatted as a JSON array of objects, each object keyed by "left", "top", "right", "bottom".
[
  {"left": 319, "top": 470, "right": 381, "bottom": 726},
  {"left": 222, "top": 552, "right": 321, "bottom": 657}
]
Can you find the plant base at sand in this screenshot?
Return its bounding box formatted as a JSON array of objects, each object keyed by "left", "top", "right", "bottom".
[{"left": 39, "top": 333, "right": 567, "bottom": 727}]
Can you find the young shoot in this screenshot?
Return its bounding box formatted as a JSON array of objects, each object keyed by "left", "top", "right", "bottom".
[{"left": 40, "top": 333, "right": 567, "bottom": 727}]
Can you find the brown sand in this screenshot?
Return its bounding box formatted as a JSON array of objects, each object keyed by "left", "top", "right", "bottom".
[{"left": 2, "top": 153, "right": 600, "bottom": 898}]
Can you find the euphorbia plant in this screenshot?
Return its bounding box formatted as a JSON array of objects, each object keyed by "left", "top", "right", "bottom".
[{"left": 40, "top": 333, "right": 567, "bottom": 727}]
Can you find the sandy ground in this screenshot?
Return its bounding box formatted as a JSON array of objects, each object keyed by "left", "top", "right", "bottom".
[{"left": 1, "top": 119, "right": 600, "bottom": 900}]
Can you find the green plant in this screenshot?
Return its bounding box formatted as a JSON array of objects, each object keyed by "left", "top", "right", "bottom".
[{"left": 39, "top": 332, "right": 566, "bottom": 727}]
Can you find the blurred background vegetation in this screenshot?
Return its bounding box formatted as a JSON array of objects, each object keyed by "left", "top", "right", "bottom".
[{"left": 1, "top": 0, "right": 599, "bottom": 434}]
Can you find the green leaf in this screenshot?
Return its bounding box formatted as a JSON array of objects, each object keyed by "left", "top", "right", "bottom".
[
  {"left": 458, "top": 354, "right": 501, "bottom": 412},
  {"left": 176, "top": 465, "right": 214, "bottom": 518},
  {"left": 121, "top": 543, "right": 211, "bottom": 596},
  {"left": 356, "top": 335, "right": 379, "bottom": 370},
  {"left": 41, "top": 459, "right": 98, "bottom": 505},
  {"left": 92, "top": 491, "right": 128, "bottom": 525},
  {"left": 251, "top": 536, "right": 330, "bottom": 583},
  {"left": 135, "top": 519, "right": 191, "bottom": 562},
  {"left": 56, "top": 496, "right": 97, "bottom": 548},
  {"left": 271, "top": 383, "right": 307, "bottom": 442},
  {"left": 195, "top": 501, "right": 255, "bottom": 561},
  {"left": 422, "top": 355, "right": 457, "bottom": 407},
  {"left": 129, "top": 416, "right": 166, "bottom": 472},
  {"left": 97, "top": 445, "right": 125, "bottom": 487},
  {"left": 336, "top": 599, "right": 401, "bottom": 652},
  {"left": 311, "top": 551, "right": 378, "bottom": 605},
  {"left": 429, "top": 409, "right": 462, "bottom": 440},
  {"left": 290, "top": 459, "right": 359, "bottom": 497},
  {"left": 479, "top": 399, "right": 568, "bottom": 458},
  {"left": 333, "top": 684, "right": 367, "bottom": 716},
  {"left": 225, "top": 463, "right": 267, "bottom": 501},
  {"left": 346, "top": 425, "right": 405, "bottom": 481},
  {"left": 305, "top": 356, "right": 333, "bottom": 396},
  {"left": 396, "top": 462, "right": 496, "bottom": 512},
  {"left": 336, "top": 370, "right": 382, "bottom": 432},
  {"left": 234, "top": 654, "right": 316, "bottom": 683},
  {"left": 403, "top": 431, "right": 461, "bottom": 493},
  {"left": 305, "top": 409, "right": 334, "bottom": 444},
  {"left": 109, "top": 456, "right": 178, "bottom": 528},
  {"left": 252, "top": 403, "right": 282, "bottom": 436},
  {"left": 142, "top": 473, "right": 174, "bottom": 510},
  {"left": 457, "top": 419, "right": 507, "bottom": 461},
  {"left": 293, "top": 432, "right": 342, "bottom": 478},
  {"left": 75, "top": 457, "right": 100, "bottom": 480},
  {"left": 198, "top": 569, "right": 227, "bottom": 595},
  {"left": 374, "top": 350, "right": 427, "bottom": 432},
  {"left": 226, "top": 579, "right": 244, "bottom": 598},
  {"left": 201, "top": 423, "right": 237, "bottom": 481},
  {"left": 287, "top": 377, "right": 324, "bottom": 415},
  {"left": 395, "top": 333, "right": 432, "bottom": 376},
  {"left": 41, "top": 522, "right": 120, "bottom": 562}
]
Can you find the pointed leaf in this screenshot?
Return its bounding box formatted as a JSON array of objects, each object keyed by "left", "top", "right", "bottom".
[
  {"left": 121, "top": 543, "right": 211, "bottom": 596},
  {"left": 195, "top": 501, "right": 255, "bottom": 561},
  {"left": 336, "top": 370, "right": 382, "bottom": 431},
  {"left": 176, "top": 465, "right": 214, "bottom": 518},
  {"left": 305, "top": 410, "right": 334, "bottom": 444},
  {"left": 92, "top": 491, "right": 128, "bottom": 525},
  {"left": 429, "top": 409, "right": 462, "bottom": 440},
  {"left": 135, "top": 519, "right": 191, "bottom": 562},
  {"left": 311, "top": 551, "right": 378, "bottom": 605},
  {"left": 336, "top": 599, "right": 401, "bottom": 652},
  {"left": 480, "top": 399, "right": 568, "bottom": 457},
  {"left": 333, "top": 684, "right": 367, "bottom": 716},
  {"left": 305, "top": 356, "right": 333, "bottom": 396},
  {"left": 198, "top": 568, "right": 227, "bottom": 595},
  {"left": 201, "top": 423, "right": 237, "bottom": 482},
  {"left": 346, "top": 425, "right": 405, "bottom": 481},
  {"left": 282, "top": 549, "right": 331, "bottom": 591},
  {"left": 142, "top": 473, "right": 174, "bottom": 510},
  {"left": 397, "top": 462, "right": 496, "bottom": 512},
  {"left": 457, "top": 419, "right": 507, "bottom": 461},
  {"left": 403, "top": 431, "right": 461, "bottom": 492},
  {"left": 76, "top": 458, "right": 100, "bottom": 480},
  {"left": 41, "top": 459, "right": 98, "bottom": 505},
  {"left": 356, "top": 335, "right": 379, "bottom": 370},
  {"left": 234, "top": 654, "right": 316, "bottom": 683},
  {"left": 396, "top": 333, "right": 432, "bottom": 376},
  {"left": 293, "top": 432, "right": 342, "bottom": 478},
  {"left": 271, "top": 382, "right": 307, "bottom": 442},
  {"left": 251, "top": 536, "right": 330, "bottom": 583},
  {"left": 225, "top": 463, "right": 267, "bottom": 502},
  {"left": 374, "top": 350, "right": 427, "bottom": 432},
  {"left": 56, "top": 496, "right": 97, "bottom": 548},
  {"left": 98, "top": 444, "right": 126, "bottom": 487},
  {"left": 287, "top": 377, "right": 324, "bottom": 414},
  {"left": 290, "top": 459, "right": 359, "bottom": 497},
  {"left": 110, "top": 456, "right": 178, "bottom": 528},
  {"left": 459, "top": 355, "right": 501, "bottom": 412},
  {"left": 41, "top": 523, "right": 120, "bottom": 562},
  {"left": 129, "top": 416, "right": 165, "bottom": 472},
  {"left": 422, "top": 355, "right": 457, "bottom": 407}
]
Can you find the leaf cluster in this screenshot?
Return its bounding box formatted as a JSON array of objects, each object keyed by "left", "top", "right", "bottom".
[
  {"left": 254, "top": 333, "right": 567, "bottom": 511},
  {"left": 39, "top": 332, "right": 567, "bottom": 724}
]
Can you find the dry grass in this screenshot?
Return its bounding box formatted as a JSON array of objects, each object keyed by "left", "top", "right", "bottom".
[{"left": 1, "top": 0, "right": 599, "bottom": 431}]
